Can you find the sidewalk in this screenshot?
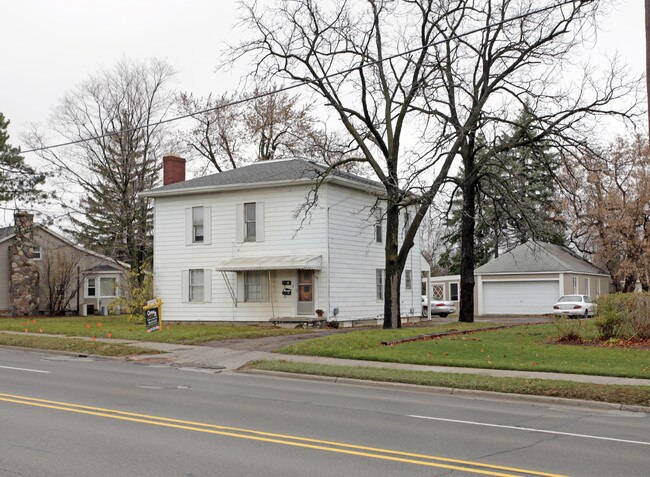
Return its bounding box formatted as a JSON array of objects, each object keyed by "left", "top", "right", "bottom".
[
  {"left": 5, "top": 330, "right": 650, "bottom": 387},
  {"left": 125, "top": 339, "right": 650, "bottom": 387}
]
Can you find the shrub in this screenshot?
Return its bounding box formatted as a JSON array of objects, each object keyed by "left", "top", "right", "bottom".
[
  {"left": 109, "top": 269, "right": 153, "bottom": 323},
  {"left": 595, "top": 293, "right": 650, "bottom": 340},
  {"left": 552, "top": 316, "right": 584, "bottom": 343}
]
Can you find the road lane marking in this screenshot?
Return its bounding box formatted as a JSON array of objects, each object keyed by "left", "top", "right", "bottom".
[
  {"left": 0, "top": 392, "right": 567, "bottom": 477},
  {"left": 409, "top": 415, "right": 650, "bottom": 447},
  {"left": 0, "top": 365, "right": 49, "bottom": 374}
]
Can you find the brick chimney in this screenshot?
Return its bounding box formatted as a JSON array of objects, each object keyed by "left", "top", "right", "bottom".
[
  {"left": 9, "top": 211, "right": 39, "bottom": 316},
  {"left": 163, "top": 154, "right": 186, "bottom": 186}
]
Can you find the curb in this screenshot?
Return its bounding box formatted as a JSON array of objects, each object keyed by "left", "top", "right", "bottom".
[{"left": 237, "top": 368, "right": 650, "bottom": 413}]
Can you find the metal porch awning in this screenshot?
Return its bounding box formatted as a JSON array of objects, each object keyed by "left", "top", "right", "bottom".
[{"left": 215, "top": 255, "right": 322, "bottom": 272}]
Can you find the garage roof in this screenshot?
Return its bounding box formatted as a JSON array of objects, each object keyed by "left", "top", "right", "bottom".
[
  {"left": 215, "top": 255, "right": 322, "bottom": 271},
  {"left": 475, "top": 242, "right": 607, "bottom": 275}
]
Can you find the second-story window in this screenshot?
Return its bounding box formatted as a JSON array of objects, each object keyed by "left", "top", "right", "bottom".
[
  {"left": 244, "top": 202, "right": 256, "bottom": 242},
  {"left": 192, "top": 207, "right": 204, "bottom": 243}
]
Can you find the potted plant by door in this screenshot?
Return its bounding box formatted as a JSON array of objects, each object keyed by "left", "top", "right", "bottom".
[{"left": 315, "top": 309, "right": 325, "bottom": 318}]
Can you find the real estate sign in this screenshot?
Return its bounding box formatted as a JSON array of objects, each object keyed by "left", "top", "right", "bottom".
[{"left": 143, "top": 298, "right": 163, "bottom": 332}]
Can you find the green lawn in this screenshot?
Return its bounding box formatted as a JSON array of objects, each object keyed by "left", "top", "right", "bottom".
[
  {"left": 0, "top": 332, "right": 156, "bottom": 357},
  {"left": 0, "top": 316, "right": 310, "bottom": 345},
  {"left": 278, "top": 322, "right": 650, "bottom": 379},
  {"left": 245, "top": 360, "right": 650, "bottom": 407}
]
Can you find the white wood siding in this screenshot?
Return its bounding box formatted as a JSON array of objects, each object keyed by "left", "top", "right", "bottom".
[
  {"left": 153, "top": 186, "right": 328, "bottom": 321},
  {"left": 326, "top": 185, "right": 421, "bottom": 322}
]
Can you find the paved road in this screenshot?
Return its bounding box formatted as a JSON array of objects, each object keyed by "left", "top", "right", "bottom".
[{"left": 1, "top": 347, "right": 649, "bottom": 476}]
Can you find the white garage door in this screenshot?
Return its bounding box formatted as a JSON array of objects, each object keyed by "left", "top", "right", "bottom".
[{"left": 483, "top": 280, "right": 559, "bottom": 315}]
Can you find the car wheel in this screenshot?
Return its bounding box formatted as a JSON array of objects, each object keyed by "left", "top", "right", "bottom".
[
  {"left": 422, "top": 307, "right": 428, "bottom": 317},
  {"left": 584, "top": 309, "right": 589, "bottom": 319}
]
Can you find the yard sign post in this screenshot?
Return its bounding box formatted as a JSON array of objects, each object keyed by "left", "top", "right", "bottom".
[{"left": 143, "top": 298, "right": 163, "bottom": 333}]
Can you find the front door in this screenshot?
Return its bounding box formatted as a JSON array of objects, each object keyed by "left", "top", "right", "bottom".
[{"left": 297, "top": 270, "right": 313, "bottom": 315}]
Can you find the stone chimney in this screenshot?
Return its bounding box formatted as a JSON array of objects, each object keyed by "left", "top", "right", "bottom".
[
  {"left": 9, "top": 211, "right": 39, "bottom": 316},
  {"left": 163, "top": 154, "right": 186, "bottom": 186}
]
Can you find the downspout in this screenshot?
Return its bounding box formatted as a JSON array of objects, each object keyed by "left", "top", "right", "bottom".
[{"left": 326, "top": 202, "right": 331, "bottom": 322}]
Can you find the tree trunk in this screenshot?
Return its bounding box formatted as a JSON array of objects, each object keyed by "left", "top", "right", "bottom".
[
  {"left": 459, "top": 149, "right": 477, "bottom": 323},
  {"left": 383, "top": 201, "right": 402, "bottom": 329}
]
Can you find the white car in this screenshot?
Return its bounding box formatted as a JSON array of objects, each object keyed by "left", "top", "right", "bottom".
[
  {"left": 421, "top": 296, "right": 457, "bottom": 318},
  {"left": 552, "top": 295, "right": 596, "bottom": 318}
]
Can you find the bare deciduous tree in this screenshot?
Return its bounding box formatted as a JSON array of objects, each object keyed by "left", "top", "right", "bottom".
[
  {"left": 178, "top": 88, "right": 352, "bottom": 172},
  {"left": 176, "top": 92, "right": 244, "bottom": 172},
  {"left": 231, "top": 0, "right": 641, "bottom": 327},
  {"left": 25, "top": 58, "right": 175, "bottom": 275},
  {"left": 39, "top": 248, "right": 80, "bottom": 315},
  {"left": 418, "top": 0, "right": 641, "bottom": 321},
  {"left": 231, "top": 0, "right": 461, "bottom": 328},
  {"left": 563, "top": 135, "right": 650, "bottom": 292}
]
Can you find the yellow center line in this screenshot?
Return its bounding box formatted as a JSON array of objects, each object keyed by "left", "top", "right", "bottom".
[{"left": 0, "top": 392, "right": 570, "bottom": 477}]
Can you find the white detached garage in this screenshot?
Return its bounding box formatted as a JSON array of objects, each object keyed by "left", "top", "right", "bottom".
[{"left": 475, "top": 242, "right": 610, "bottom": 316}]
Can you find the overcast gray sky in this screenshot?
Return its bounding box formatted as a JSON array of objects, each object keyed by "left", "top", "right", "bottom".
[{"left": 1, "top": 0, "right": 646, "bottom": 151}]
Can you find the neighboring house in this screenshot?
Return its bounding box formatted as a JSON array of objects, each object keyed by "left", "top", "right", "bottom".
[
  {"left": 0, "top": 212, "right": 129, "bottom": 316},
  {"left": 423, "top": 241, "right": 610, "bottom": 316},
  {"left": 142, "top": 155, "right": 422, "bottom": 324}
]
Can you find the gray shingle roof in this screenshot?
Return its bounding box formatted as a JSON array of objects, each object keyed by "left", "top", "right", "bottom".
[
  {"left": 475, "top": 242, "right": 607, "bottom": 275},
  {"left": 0, "top": 226, "right": 14, "bottom": 240},
  {"left": 144, "top": 158, "right": 383, "bottom": 195}
]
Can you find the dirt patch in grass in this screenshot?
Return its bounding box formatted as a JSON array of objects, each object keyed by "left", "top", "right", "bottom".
[{"left": 550, "top": 337, "right": 650, "bottom": 351}]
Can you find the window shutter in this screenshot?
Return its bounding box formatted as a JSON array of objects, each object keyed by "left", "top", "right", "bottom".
[
  {"left": 203, "top": 269, "right": 212, "bottom": 303},
  {"left": 203, "top": 206, "right": 212, "bottom": 245},
  {"left": 185, "top": 208, "right": 192, "bottom": 245},
  {"left": 236, "top": 204, "right": 243, "bottom": 242},
  {"left": 181, "top": 270, "right": 189, "bottom": 302},
  {"left": 256, "top": 202, "right": 265, "bottom": 242}
]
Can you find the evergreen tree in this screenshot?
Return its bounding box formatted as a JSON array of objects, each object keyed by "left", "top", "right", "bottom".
[
  {"left": 26, "top": 59, "right": 173, "bottom": 274},
  {"left": 0, "top": 113, "right": 47, "bottom": 206},
  {"left": 440, "top": 113, "right": 566, "bottom": 273}
]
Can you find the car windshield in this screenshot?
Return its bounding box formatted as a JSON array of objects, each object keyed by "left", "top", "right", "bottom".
[{"left": 558, "top": 295, "right": 581, "bottom": 302}]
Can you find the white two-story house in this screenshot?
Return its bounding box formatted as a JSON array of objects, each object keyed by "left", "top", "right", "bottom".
[{"left": 142, "top": 155, "right": 422, "bottom": 324}]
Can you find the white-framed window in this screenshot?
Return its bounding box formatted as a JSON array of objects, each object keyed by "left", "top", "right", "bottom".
[
  {"left": 244, "top": 203, "right": 256, "bottom": 241},
  {"left": 584, "top": 277, "right": 590, "bottom": 295},
  {"left": 185, "top": 206, "right": 211, "bottom": 245},
  {"left": 572, "top": 276, "right": 578, "bottom": 294},
  {"left": 450, "top": 282, "right": 460, "bottom": 301},
  {"left": 189, "top": 269, "right": 204, "bottom": 302},
  {"left": 405, "top": 270, "right": 412, "bottom": 289},
  {"left": 236, "top": 203, "right": 264, "bottom": 243},
  {"left": 244, "top": 271, "right": 268, "bottom": 302},
  {"left": 431, "top": 283, "right": 444, "bottom": 301},
  {"left": 100, "top": 277, "right": 117, "bottom": 297},
  {"left": 86, "top": 276, "right": 118, "bottom": 298},
  {"left": 181, "top": 269, "right": 212, "bottom": 303},
  {"left": 375, "top": 207, "right": 382, "bottom": 243},
  {"left": 32, "top": 246, "right": 42, "bottom": 260},
  {"left": 376, "top": 269, "right": 384, "bottom": 300},
  {"left": 192, "top": 207, "right": 204, "bottom": 243},
  {"left": 596, "top": 279, "right": 601, "bottom": 297}
]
